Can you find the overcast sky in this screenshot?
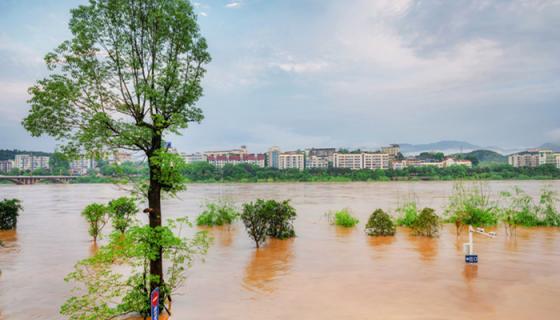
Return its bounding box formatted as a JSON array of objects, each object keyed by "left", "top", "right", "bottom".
[{"left": 1, "top": 0, "right": 559, "bottom": 153}]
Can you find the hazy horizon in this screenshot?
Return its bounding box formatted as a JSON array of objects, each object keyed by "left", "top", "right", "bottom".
[{"left": 1, "top": 0, "right": 559, "bottom": 153}]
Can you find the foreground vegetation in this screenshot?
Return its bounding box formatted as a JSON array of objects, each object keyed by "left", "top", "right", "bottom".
[{"left": 0, "top": 199, "right": 22, "bottom": 230}]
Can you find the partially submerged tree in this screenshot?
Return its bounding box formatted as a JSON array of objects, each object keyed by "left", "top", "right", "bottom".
[
  {"left": 365, "top": 209, "right": 396, "bottom": 236},
  {"left": 241, "top": 199, "right": 297, "bottom": 248},
  {"left": 108, "top": 197, "right": 138, "bottom": 233},
  {"left": 61, "top": 217, "right": 210, "bottom": 319},
  {"left": 23, "top": 0, "right": 210, "bottom": 310},
  {"left": 0, "top": 199, "right": 23, "bottom": 230},
  {"left": 82, "top": 203, "right": 108, "bottom": 242},
  {"left": 266, "top": 200, "right": 297, "bottom": 239},
  {"left": 411, "top": 208, "right": 440, "bottom": 237},
  {"left": 241, "top": 200, "right": 271, "bottom": 248}
]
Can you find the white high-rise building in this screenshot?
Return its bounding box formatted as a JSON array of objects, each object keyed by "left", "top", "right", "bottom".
[
  {"left": 279, "top": 152, "right": 304, "bottom": 171},
  {"left": 333, "top": 153, "right": 363, "bottom": 170},
  {"left": 70, "top": 157, "right": 97, "bottom": 175},
  {"left": 14, "top": 154, "right": 50, "bottom": 171},
  {"left": 267, "top": 146, "right": 281, "bottom": 168}
]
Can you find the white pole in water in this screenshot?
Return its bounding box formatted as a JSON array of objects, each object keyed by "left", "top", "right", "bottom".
[{"left": 468, "top": 225, "right": 474, "bottom": 255}]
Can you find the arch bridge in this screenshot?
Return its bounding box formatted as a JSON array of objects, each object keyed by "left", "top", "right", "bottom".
[{"left": 0, "top": 176, "right": 78, "bottom": 185}]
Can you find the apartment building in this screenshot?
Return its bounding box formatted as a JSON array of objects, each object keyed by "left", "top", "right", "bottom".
[
  {"left": 0, "top": 160, "right": 14, "bottom": 173},
  {"left": 109, "top": 151, "right": 133, "bottom": 165},
  {"left": 305, "top": 148, "right": 335, "bottom": 169},
  {"left": 279, "top": 152, "right": 305, "bottom": 171},
  {"left": 70, "top": 157, "right": 97, "bottom": 175},
  {"left": 14, "top": 154, "right": 50, "bottom": 171},
  {"left": 380, "top": 144, "right": 400, "bottom": 157},
  {"left": 207, "top": 154, "right": 265, "bottom": 168},
  {"left": 267, "top": 146, "right": 281, "bottom": 168},
  {"left": 508, "top": 150, "right": 540, "bottom": 168},
  {"left": 182, "top": 153, "right": 207, "bottom": 164},
  {"left": 538, "top": 149, "right": 555, "bottom": 166},
  {"left": 363, "top": 153, "right": 390, "bottom": 170},
  {"left": 333, "top": 153, "right": 363, "bottom": 170},
  {"left": 391, "top": 158, "right": 471, "bottom": 169},
  {"left": 204, "top": 146, "right": 248, "bottom": 158}
]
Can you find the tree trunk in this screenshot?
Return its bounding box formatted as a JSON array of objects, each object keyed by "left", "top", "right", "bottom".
[{"left": 147, "top": 135, "right": 163, "bottom": 295}]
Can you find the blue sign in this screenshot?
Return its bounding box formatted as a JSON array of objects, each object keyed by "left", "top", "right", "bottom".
[
  {"left": 465, "top": 255, "right": 478, "bottom": 264},
  {"left": 151, "top": 287, "right": 159, "bottom": 320}
]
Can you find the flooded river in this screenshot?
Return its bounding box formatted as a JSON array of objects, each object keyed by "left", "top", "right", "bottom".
[{"left": 1, "top": 181, "right": 560, "bottom": 319}]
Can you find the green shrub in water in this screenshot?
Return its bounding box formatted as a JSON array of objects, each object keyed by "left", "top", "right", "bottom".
[
  {"left": 411, "top": 208, "right": 440, "bottom": 237},
  {"left": 81, "top": 203, "right": 108, "bottom": 242},
  {"left": 396, "top": 201, "right": 418, "bottom": 227},
  {"left": 196, "top": 200, "right": 239, "bottom": 226},
  {"left": 108, "top": 197, "right": 138, "bottom": 233},
  {"left": 0, "top": 199, "right": 22, "bottom": 230},
  {"left": 328, "top": 208, "right": 359, "bottom": 227},
  {"left": 365, "top": 209, "right": 396, "bottom": 236},
  {"left": 241, "top": 199, "right": 297, "bottom": 248}
]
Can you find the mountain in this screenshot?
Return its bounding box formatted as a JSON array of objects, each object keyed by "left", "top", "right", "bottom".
[
  {"left": 398, "top": 140, "right": 481, "bottom": 155},
  {"left": 538, "top": 143, "right": 560, "bottom": 152}
]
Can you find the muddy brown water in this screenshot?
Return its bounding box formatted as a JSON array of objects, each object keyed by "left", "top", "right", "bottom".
[{"left": 1, "top": 181, "right": 559, "bottom": 319}]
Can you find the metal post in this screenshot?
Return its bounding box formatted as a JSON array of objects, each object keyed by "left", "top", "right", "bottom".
[{"left": 468, "top": 225, "right": 473, "bottom": 255}]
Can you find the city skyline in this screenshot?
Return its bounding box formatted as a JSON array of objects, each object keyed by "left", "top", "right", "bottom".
[{"left": 1, "top": 0, "right": 560, "bottom": 152}]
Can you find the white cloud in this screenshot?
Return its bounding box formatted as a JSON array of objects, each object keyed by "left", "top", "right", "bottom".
[
  {"left": 200, "top": 12, "right": 208, "bottom": 17},
  {"left": 273, "top": 61, "right": 328, "bottom": 73},
  {"left": 225, "top": 2, "right": 240, "bottom": 9}
]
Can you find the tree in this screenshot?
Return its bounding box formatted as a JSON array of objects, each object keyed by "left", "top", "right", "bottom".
[
  {"left": 365, "top": 209, "right": 396, "bottom": 236},
  {"left": 0, "top": 199, "right": 23, "bottom": 230},
  {"left": 241, "top": 200, "right": 271, "bottom": 248},
  {"left": 411, "top": 208, "right": 440, "bottom": 237},
  {"left": 23, "top": 0, "right": 210, "bottom": 304},
  {"left": 50, "top": 151, "right": 71, "bottom": 175},
  {"left": 108, "top": 197, "right": 138, "bottom": 233},
  {"left": 82, "top": 203, "right": 108, "bottom": 242},
  {"left": 266, "top": 200, "right": 297, "bottom": 239}
]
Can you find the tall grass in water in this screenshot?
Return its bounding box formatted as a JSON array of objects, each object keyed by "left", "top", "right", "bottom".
[
  {"left": 327, "top": 208, "right": 359, "bottom": 227},
  {"left": 445, "top": 182, "right": 498, "bottom": 235},
  {"left": 196, "top": 198, "right": 239, "bottom": 226}
]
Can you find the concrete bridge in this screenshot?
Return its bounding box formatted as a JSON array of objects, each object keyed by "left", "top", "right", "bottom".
[{"left": 0, "top": 176, "right": 78, "bottom": 185}]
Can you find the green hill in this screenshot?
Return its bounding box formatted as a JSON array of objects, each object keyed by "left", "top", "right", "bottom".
[{"left": 452, "top": 149, "right": 507, "bottom": 166}]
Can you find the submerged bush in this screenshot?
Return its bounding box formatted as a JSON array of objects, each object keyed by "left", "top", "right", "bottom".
[
  {"left": 266, "top": 200, "right": 297, "bottom": 239},
  {"left": 411, "top": 208, "right": 440, "bottom": 237},
  {"left": 365, "top": 209, "right": 396, "bottom": 236},
  {"left": 241, "top": 199, "right": 296, "bottom": 248},
  {"left": 241, "top": 200, "right": 271, "bottom": 248},
  {"left": 196, "top": 200, "right": 239, "bottom": 226},
  {"left": 499, "top": 186, "right": 560, "bottom": 235},
  {"left": 396, "top": 201, "right": 418, "bottom": 227},
  {"left": 328, "top": 208, "right": 359, "bottom": 227},
  {"left": 445, "top": 182, "right": 497, "bottom": 235},
  {"left": 538, "top": 187, "right": 560, "bottom": 227},
  {"left": 108, "top": 197, "right": 138, "bottom": 233},
  {"left": 0, "top": 199, "right": 22, "bottom": 230},
  {"left": 82, "top": 203, "right": 108, "bottom": 242}
]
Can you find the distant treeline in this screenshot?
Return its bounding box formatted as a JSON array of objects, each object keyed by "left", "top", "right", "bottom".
[
  {"left": 181, "top": 162, "right": 560, "bottom": 182},
  {"left": 3, "top": 159, "right": 559, "bottom": 183},
  {"left": 0, "top": 149, "right": 52, "bottom": 161}
]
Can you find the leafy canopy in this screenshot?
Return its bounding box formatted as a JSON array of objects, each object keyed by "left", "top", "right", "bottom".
[{"left": 23, "top": 0, "right": 211, "bottom": 156}]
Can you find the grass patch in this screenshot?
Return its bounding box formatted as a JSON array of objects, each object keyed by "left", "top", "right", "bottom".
[
  {"left": 328, "top": 208, "right": 359, "bottom": 227},
  {"left": 196, "top": 199, "right": 239, "bottom": 226}
]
